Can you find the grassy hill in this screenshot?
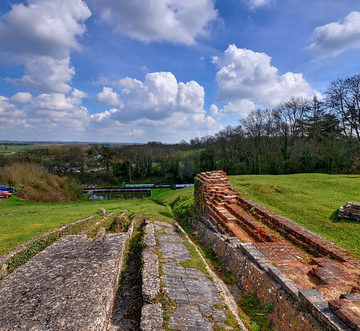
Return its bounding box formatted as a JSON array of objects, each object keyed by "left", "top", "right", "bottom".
[
  {"left": 229, "top": 173, "right": 360, "bottom": 257},
  {"left": 0, "top": 196, "right": 172, "bottom": 256}
]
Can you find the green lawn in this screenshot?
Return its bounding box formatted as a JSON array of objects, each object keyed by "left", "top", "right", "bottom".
[
  {"left": 229, "top": 173, "right": 360, "bottom": 258},
  {"left": 0, "top": 196, "right": 171, "bottom": 255}
]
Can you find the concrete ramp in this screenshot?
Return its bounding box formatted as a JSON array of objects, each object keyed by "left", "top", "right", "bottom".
[{"left": 0, "top": 233, "right": 129, "bottom": 330}]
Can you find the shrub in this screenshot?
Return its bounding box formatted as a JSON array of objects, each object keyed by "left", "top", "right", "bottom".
[{"left": 0, "top": 162, "right": 82, "bottom": 202}]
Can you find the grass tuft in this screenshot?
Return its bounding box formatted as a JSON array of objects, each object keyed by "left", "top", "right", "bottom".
[{"left": 240, "top": 292, "right": 273, "bottom": 331}]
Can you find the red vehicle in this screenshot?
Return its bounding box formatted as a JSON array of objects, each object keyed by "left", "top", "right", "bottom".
[{"left": 0, "top": 191, "right": 12, "bottom": 198}]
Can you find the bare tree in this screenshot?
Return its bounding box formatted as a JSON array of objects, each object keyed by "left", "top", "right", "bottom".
[
  {"left": 325, "top": 74, "right": 360, "bottom": 141},
  {"left": 241, "top": 109, "right": 275, "bottom": 174}
]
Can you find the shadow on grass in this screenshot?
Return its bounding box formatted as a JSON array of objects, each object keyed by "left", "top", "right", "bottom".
[
  {"left": 329, "top": 209, "right": 340, "bottom": 223},
  {"left": 329, "top": 209, "right": 359, "bottom": 224},
  {"left": 160, "top": 211, "right": 173, "bottom": 218}
]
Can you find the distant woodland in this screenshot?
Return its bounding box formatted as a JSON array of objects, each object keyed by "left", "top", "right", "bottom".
[{"left": 1, "top": 73, "right": 360, "bottom": 185}]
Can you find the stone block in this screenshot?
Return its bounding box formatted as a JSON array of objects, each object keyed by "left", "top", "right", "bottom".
[
  {"left": 142, "top": 250, "right": 160, "bottom": 303},
  {"left": 0, "top": 233, "right": 128, "bottom": 330},
  {"left": 140, "top": 303, "right": 163, "bottom": 330}
]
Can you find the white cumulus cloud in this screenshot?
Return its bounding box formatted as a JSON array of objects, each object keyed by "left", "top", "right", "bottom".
[
  {"left": 19, "top": 56, "right": 76, "bottom": 94},
  {"left": 309, "top": 11, "right": 360, "bottom": 58},
  {"left": 87, "top": 0, "right": 218, "bottom": 44},
  {"left": 0, "top": 89, "right": 89, "bottom": 141},
  {"left": 210, "top": 99, "right": 256, "bottom": 118},
  {"left": 213, "top": 44, "right": 316, "bottom": 106},
  {"left": 23, "top": 89, "right": 88, "bottom": 132},
  {"left": 0, "top": 97, "right": 26, "bottom": 127},
  {"left": 106, "top": 72, "right": 206, "bottom": 122},
  {"left": 96, "top": 87, "right": 122, "bottom": 107},
  {"left": 10, "top": 92, "right": 32, "bottom": 104},
  {"left": 90, "top": 71, "right": 220, "bottom": 141},
  {"left": 0, "top": 0, "right": 91, "bottom": 93}
]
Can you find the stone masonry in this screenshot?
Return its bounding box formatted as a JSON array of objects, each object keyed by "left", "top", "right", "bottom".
[
  {"left": 194, "top": 171, "right": 360, "bottom": 330},
  {"left": 141, "top": 219, "right": 246, "bottom": 331},
  {"left": 0, "top": 232, "right": 130, "bottom": 330}
]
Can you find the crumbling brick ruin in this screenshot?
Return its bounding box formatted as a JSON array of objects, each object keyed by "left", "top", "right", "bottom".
[
  {"left": 194, "top": 171, "right": 360, "bottom": 330},
  {"left": 339, "top": 202, "right": 360, "bottom": 222}
]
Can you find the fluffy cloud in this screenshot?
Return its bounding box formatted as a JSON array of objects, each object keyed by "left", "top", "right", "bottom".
[
  {"left": 106, "top": 72, "right": 206, "bottom": 122},
  {"left": 213, "top": 44, "right": 315, "bottom": 106},
  {"left": 246, "top": 0, "right": 271, "bottom": 9},
  {"left": 88, "top": 0, "right": 218, "bottom": 44},
  {"left": 90, "top": 71, "right": 220, "bottom": 141},
  {"left": 210, "top": 99, "right": 256, "bottom": 118},
  {"left": 0, "top": 0, "right": 91, "bottom": 92},
  {"left": 0, "top": 71, "right": 219, "bottom": 142},
  {"left": 10, "top": 92, "right": 32, "bottom": 104},
  {"left": 0, "top": 97, "right": 26, "bottom": 128},
  {"left": 19, "top": 56, "right": 75, "bottom": 93},
  {"left": 96, "top": 87, "right": 122, "bottom": 107},
  {"left": 24, "top": 89, "right": 88, "bottom": 131},
  {"left": 0, "top": 89, "right": 89, "bottom": 140},
  {"left": 309, "top": 11, "right": 360, "bottom": 57}
]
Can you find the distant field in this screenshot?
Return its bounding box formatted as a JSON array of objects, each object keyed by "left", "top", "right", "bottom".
[
  {"left": 0, "top": 196, "right": 171, "bottom": 255},
  {"left": 229, "top": 173, "right": 360, "bottom": 257},
  {"left": 0, "top": 144, "right": 47, "bottom": 155}
]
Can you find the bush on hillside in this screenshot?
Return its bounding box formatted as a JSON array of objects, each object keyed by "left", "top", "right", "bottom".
[{"left": 0, "top": 162, "right": 82, "bottom": 202}]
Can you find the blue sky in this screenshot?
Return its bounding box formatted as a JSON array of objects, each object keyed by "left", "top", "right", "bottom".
[{"left": 0, "top": 0, "right": 359, "bottom": 143}]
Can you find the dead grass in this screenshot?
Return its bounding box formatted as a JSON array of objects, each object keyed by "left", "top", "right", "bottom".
[{"left": 1, "top": 162, "right": 82, "bottom": 202}]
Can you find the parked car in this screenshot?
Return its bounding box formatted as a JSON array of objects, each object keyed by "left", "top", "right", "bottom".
[
  {"left": 0, "top": 185, "right": 17, "bottom": 193},
  {"left": 0, "top": 191, "right": 12, "bottom": 198}
]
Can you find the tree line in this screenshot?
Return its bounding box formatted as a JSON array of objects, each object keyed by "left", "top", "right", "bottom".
[
  {"left": 190, "top": 73, "right": 360, "bottom": 176},
  {"left": 1, "top": 73, "right": 359, "bottom": 184}
]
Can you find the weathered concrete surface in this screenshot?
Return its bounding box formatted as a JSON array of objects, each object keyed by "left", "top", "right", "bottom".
[{"left": 0, "top": 233, "right": 128, "bottom": 330}]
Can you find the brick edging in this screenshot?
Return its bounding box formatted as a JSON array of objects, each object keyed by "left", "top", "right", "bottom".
[{"left": 190, "top": 216, "right": 348, "bottom": 331}]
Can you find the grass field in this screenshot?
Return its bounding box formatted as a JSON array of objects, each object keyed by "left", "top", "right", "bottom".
[
  {"left": 2, "top": 173, "right": 360, "bottom": 258},
  {"left": 0, "top": 144, "right": 46, "bottom": 155},
  {"left": 0, "top": 196, "right": 171, "bottom": 255},
  {"left": 229, "top": 173, "right": 360, "bottom": 258}
]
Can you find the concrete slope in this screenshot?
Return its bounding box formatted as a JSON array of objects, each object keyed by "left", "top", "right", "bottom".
[{"left": 0, "top": 233, "right": 129, "bottom": 330}]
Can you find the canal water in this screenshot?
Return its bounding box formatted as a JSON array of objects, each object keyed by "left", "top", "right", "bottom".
[{"left": 88, "top": 191, "right": 151, "bottom": 200}]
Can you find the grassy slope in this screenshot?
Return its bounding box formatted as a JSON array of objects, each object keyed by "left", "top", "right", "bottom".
[
  {"left": 152, "top": 187, "right": 194, "bottom": 218},
  {"left": 0, "top": 196, "right": 171, "bottom": 255},
  {"left": 229, "top": 173, "right": 360, "bottom": 257}
]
